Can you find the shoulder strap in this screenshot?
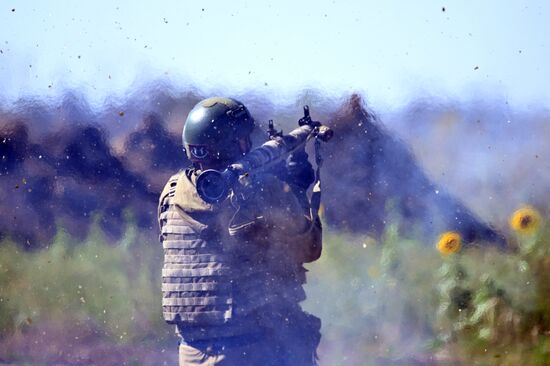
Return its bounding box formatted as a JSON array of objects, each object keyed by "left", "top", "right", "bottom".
[
  {"left": 158, "top": 171, "right": 183, "bottom": 237},
  {"left": 310, "top": 139, "right": 323, "bottom": 221},
  {"left": 159, "top": 171, "right": 182, "bottom": 205}
]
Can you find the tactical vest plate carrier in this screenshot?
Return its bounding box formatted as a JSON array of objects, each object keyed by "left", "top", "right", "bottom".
[{"left": 159, "top": 171, "right": 235, "bottom": 325}]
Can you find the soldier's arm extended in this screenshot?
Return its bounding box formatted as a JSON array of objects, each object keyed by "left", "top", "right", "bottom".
[
  {"left": 229, "top": 174, "right": 322, "bottom": 263},
  {"left": 266, "top": 178, "right": 322, "bottom": 263},
  {"left": 271, "top": 148, "right": 322, "bottom": 263}
]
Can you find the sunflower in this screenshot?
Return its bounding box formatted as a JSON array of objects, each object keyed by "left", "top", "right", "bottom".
[
  {"left": 509, "top": 206, "right": 541, "bottom": 235},
  {"left": 437, "top": 231, "right": 462, "bottom": 255}
]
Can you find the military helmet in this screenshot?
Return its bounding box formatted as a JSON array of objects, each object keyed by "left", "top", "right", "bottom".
[{"left": 183, "top": 97, "right": 254, "bottom": 165}]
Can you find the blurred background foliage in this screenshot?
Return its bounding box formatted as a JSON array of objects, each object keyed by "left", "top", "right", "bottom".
[
  {"left": 0, "top": 215, "right": 172, "bottom": 365},
  {"left": 1, "top": 91, "right": 549, "bottom": 365},
  {"left": 1, "top": 208, "right": 549, "bottom": 365}
]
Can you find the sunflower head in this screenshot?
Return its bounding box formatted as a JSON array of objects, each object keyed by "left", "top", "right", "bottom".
[
  {"left": 509, "top": 206, "right": 541, "bottom": 235},
  {"left": 437, "top": 231, "right": 462, "bottom": 255}
]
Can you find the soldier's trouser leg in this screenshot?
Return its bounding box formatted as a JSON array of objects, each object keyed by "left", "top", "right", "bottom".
[{"left": 179, "top": 337, "right": 280, "bottom": 366}]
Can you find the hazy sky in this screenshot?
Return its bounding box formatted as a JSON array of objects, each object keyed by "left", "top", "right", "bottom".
[{"left": 1, "top": 0, "right": 549, "bottom": 109}]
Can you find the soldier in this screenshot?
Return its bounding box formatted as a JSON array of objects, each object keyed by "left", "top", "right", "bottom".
[{"left": 158, "top": 97, "right": 323, "bottom": 366}]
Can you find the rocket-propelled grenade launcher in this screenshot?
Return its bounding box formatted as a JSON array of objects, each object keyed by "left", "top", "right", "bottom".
[{"left": 196, "top": 106, "right": 333, "bottom": 204}]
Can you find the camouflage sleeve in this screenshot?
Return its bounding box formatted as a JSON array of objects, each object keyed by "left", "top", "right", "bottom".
[
  {"left": 290, "top": 215, "right": 322, "bottom": 263},
  {"left": 249, "top": 174, "right": 323, "bottom": 263}
]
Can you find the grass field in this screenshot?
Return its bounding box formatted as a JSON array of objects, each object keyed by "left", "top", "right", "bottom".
[{"left": 0, "top": 208, "right": 549, "bottom": 365}]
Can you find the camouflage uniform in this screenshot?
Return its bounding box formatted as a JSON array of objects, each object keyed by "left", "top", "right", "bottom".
[{"left": 159, "top": 167, "right": 322, "bottom": 366}]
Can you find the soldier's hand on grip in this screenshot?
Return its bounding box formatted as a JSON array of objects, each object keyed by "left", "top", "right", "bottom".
[{"left": 285, "top": 149, "right": 314, "bottom": 190}]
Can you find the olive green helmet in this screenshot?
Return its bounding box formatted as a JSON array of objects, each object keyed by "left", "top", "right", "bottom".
[{"left": 183, "top": 97, "right": 254, "bottom": 165}]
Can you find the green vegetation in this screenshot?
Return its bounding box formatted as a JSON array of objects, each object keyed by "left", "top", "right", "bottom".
[
  {"left": 304, "top": 211, "right": 550, "bottom": 365},
  {"left": 1, "top": 211, "right": 549, "bottom": 365},
  {"left": 0, "top": 220, "right": 169, "bottom": 364}
]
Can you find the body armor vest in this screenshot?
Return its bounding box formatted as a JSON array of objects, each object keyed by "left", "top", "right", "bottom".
[{"left": 158, "top": 170, "right": 271, "bottom": 334}]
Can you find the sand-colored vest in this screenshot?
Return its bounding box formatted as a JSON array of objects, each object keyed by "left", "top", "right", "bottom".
[{"left": 158, "top": 170, "right": 272, "bottom": 329}]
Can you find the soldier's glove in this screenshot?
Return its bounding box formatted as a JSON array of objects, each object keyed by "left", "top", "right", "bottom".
[{"left": 274, "top": 149, "right": 315, "bottom": 191}]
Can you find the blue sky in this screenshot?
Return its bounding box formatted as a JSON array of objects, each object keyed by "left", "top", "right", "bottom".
[{"left": 1, "top": 0, "right": 549, "bottom": 109}]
